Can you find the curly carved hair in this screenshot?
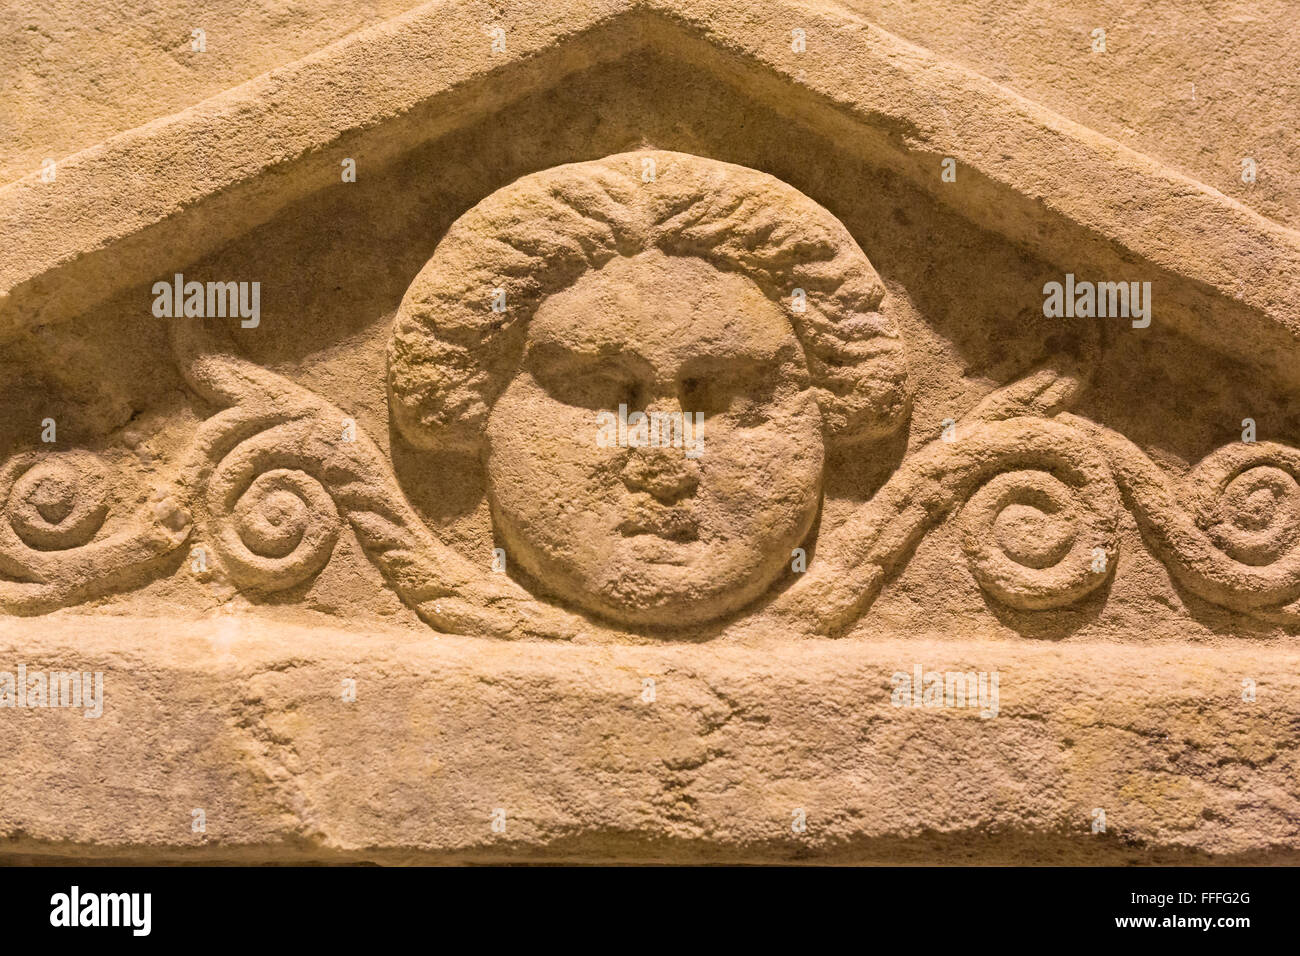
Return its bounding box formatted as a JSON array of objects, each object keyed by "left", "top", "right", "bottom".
[{"left": 387, "top": 150, "right": 910, "bottom": 453}]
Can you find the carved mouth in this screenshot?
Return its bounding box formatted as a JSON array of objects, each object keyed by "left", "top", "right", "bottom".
[{"left": 616, "top": 500, "right": 699, "bottom": 543}]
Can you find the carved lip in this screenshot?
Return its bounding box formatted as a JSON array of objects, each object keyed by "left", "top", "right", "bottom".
[
  {"left": 616, "top": 501, "right": 699, "bottom": 543},
  {"left": 623, "top": 534, "right": 704, "bottom": 567}
]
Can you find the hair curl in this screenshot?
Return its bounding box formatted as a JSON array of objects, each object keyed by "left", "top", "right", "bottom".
[{"left": 387, "top": 150, "right": 909, "bottom": 452}]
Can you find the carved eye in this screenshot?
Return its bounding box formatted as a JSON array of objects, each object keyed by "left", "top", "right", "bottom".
[
  {"left": 679, "top": 376, "right": 732, "bottom": 417},
  {"left": 579, "top": 371, "right": 639, "bottom": 411},
  {"left": 680, "top": 364, "right": 775, "bottom": 425},
  {"left": 529, "top": 349, "right": 641, "bottom": 411}
]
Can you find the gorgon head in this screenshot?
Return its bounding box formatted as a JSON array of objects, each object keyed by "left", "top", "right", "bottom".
[{"left": 388, "top": 151, "right": 909, "bottom": 627}]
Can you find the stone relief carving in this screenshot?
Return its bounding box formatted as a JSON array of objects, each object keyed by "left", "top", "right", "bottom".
[
  {"left": 388, "top": 151, "right": 908, "bottom": 629},
  {"left": 3, "top": 151, "right": 1299, "bottom": 638},
  {"left": 0, "top": 451, "right": 190, "bottom": 612}
]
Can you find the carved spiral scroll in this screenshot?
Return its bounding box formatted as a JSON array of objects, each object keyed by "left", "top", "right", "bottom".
[
  {"left": 8, "top": 453, "right": 108, "bottom": 551},
  {"left": 761, "top": 413, "right": 1122, "bottom": 635},
  {"left": 0, "top": 451, "right": 191, "bottom": 612},
  {"left": 1072, "top": 418, "right": 1300, "bottom": 612},
  {"left": 961, "top": 466, "right": 1117, "bottom": 610},
  {"left": 1189, "top": 444, "right": 1300, "bottom": 572},
  {"left": 210, "top": 448, "right": 340, "bottom": 591},
  {"left": 170, "top": 318, "right": 587, "bottom": 639}
]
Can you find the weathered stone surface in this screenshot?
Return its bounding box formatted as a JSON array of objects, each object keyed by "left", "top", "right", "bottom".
[
  {"left": 7, "top": 2, "right": 1297, "bottom": 231},
  {"left": 2, "top": 0, "right": 1298, "bottom": 864},
  {"left": 3, "top": 617, "right": 1298, "bottom": 864}
]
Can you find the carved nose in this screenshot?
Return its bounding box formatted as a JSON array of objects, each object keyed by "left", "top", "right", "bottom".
[{"left": 621, "top": 446, "right": 699, "bottom": 503}]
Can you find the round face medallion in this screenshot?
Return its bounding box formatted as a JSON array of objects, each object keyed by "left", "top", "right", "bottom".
[
  {"left": 485, "top": 249, "right": 824, "bottom": 626},
  {"left": 387, "top": 150, "right": 908, "bottom": 628}
]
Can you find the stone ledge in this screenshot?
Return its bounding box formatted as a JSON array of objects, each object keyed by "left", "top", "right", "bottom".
[
  {"left": 0, "top": 616, "right": 1295, "bottom": 864},
  {"left": 5, "top": 0, "right": 1298, "bottom": 387}
]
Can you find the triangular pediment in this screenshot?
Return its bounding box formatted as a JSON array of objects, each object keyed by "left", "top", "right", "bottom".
[
  {"left": 2, "top": 0, "right": 1297, "bottom": 383},
  {"left": 4, "top": 0, "right": 1300, "bottom": 868}
]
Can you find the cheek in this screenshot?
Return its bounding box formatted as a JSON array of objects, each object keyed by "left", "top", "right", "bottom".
[
  {"left": 485, "top": 379, "right": 623, "bottom": 536},
  {"left": 697, "top": 395, "right": 824, "bottom": 537}
]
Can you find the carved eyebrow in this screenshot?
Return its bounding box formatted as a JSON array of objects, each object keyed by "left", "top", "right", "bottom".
[
  {"left": 525, "top": 340, "right": 652, "bottom": 378},
  {"left": 678, "top": 353, "right": 779, "bottom": 381}
]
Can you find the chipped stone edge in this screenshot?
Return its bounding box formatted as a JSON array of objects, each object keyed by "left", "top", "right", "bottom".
[
  {"left": 0, "top": 616, "right": 1296, "bottom": 863},
  {"left": 1, "top": 0, "right": 1298, "bottom": 353}
]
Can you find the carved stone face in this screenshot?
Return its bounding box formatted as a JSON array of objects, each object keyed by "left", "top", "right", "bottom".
[{"left": 485, "top": 250, "right": 824, "bottom": 627}]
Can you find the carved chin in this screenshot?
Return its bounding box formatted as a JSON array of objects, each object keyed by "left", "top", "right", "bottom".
[{"left": 493, "top": 515, "right": 796, "bottom": 628}]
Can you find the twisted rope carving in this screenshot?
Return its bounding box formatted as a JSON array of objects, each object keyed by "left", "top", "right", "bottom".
[
  {"left": 1069, "top": 417, "right": 1300, "bottom": 613},
  {"left": 170, "top": 320, "right": 584, "bottom": 639},
  {"left": 764, "top": 415, "right": 1122, "bottom": 635},
  {"left": 762, "top": 363, "right": 1300, "bottom": 635},
  {"left": 4, "top": 331, "right": 1296, "bottom": 638}
]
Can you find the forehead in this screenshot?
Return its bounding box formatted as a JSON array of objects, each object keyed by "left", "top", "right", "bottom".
[{"left": 527, "top": 249, "right": 796, "bottom": 364}]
